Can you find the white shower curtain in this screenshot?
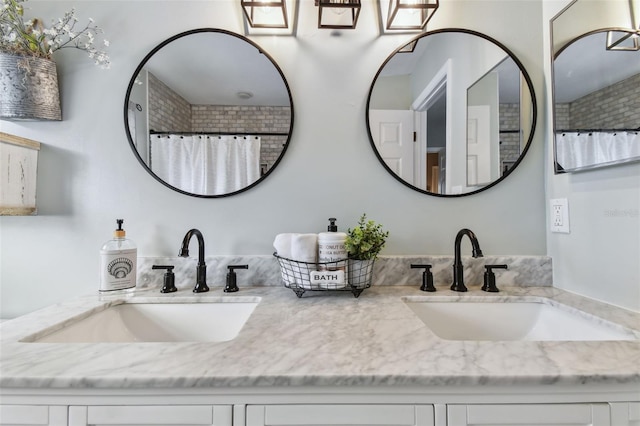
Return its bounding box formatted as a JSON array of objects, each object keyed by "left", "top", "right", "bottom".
[
  {"left": 555, "top": 131, "right": 640, "bottom": 171},
  {"left": 150, "top": 135, "right": 261, "bottom": 195}
]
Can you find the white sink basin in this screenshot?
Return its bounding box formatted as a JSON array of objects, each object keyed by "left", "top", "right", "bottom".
[
  {"left": 23, "top": 299, "right": 259, "bottom": 343},
  {"left": 403, "top": 297, "right": 638, "bottom": 341}
]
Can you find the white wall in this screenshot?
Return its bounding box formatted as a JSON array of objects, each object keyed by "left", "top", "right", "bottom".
[
  {"left": 0, "top": 0, "right": 547, "bottom": 318},
  {"left": 543, "top": 0, "right": 640, "bottom": 312},
  {"left": 370, "top": 75, "right": 412, "bottom": 109}
]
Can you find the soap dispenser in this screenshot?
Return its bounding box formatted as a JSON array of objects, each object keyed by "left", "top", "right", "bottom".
[
  {"left": 99, "top": 219, "right": 137, "bottom": 293},
  {"left": 318, "top": 217, "right": 347, "bottom": 275}
]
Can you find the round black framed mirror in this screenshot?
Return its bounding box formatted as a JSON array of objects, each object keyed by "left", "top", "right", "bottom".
[
  {"left": 124, "top": 28, "right": 294, "bottom": 198},
  {"left": 366, "top": 28, "right": 537, "bottom": 197}
]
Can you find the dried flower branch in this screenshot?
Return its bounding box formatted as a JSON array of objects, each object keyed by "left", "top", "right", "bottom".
[{"left": 0, "top": 0, "right": 110, "bottom": 68}]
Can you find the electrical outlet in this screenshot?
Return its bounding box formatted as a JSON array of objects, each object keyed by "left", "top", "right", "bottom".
[{"left": 550, "top": 198, "right": 570, "bottom": 233}]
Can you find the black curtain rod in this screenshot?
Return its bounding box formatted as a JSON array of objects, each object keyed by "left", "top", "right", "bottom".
[
  {"left": 149, "top": 131, "right": 289, "bottom": 136},
  {"left": 556, "top": 127, "right": 640, "bottom": 133}
]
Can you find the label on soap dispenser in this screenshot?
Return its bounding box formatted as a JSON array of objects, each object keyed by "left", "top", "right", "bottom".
[
  {"left": 317, "top": 232, "right": 347, "bottom": 285},
  {"left": 99, "top": 248, "right": 137, "bottom": 292}
]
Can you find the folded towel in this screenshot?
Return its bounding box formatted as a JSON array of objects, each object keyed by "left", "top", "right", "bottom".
[
  {"left": 291, "top": 233, "right": 318, "bottom": 264},
  {"left": 274, "top": 233, "right": 318, "bottom": 290},
  {"left": 273, "top": 233, "right": 294, "bottom": 258},
  {"left": 274, "top": 233, "right": 318, "bottom": 263}
]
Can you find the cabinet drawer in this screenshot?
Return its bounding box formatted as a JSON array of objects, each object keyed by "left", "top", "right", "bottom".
[
  {"left": 0, "top": 405, "right": 67, "bottom": 426},
  {"left": 447, "top": 403, "right": 610, "bottom": 426},
  {"left": 246, "top": 404, "right": 434, "bottom": 426},
  {"left": 610, "top": 402, "right": 640, "bottom": 426},
  {"left": 69, "top": 405, "right": 232, "bottom": 426}
]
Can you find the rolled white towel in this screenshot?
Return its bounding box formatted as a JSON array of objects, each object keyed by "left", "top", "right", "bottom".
[
  {"left": 291, "top": 233, "right": 318, "bottom": 263},
  {"left": 273, "top": 233, "right": 294, "bottom": 258},
  {"left": 274, "top": 233, "right": 317, "bottom": 290}
]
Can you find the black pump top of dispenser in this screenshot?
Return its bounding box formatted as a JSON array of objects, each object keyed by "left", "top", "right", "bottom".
[
  {"left": 328, "top": 218, "right": 338, "bottom": 232},
  {"left": 114, "top": 219, "right": 126, "bottom": 238}
]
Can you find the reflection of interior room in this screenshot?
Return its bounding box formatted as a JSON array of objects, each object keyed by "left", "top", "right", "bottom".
[
  {"left": 369, "top": 32, "right": 530, "bottom": 195},
  {"left": 123, "top": 30, "right": 293, "bottom": 196},
  {"left": 128, "top": 70, "right": 291, "bottom": 190},
  {"left": 555, "top": 73, "right": 639, "bottom": 131},
  {"left": 553, "top": 30, "right": 640, "bottom": 171}
]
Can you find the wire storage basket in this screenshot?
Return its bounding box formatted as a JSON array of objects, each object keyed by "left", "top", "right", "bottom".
[{"left": 273, "top": 253, "right": 375, "bottom": 298}]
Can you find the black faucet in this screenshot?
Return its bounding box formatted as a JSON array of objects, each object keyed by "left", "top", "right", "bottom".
[
  {"left": 451, "top": 228, "right": 483, "bottom": 292},
  {"left": 179, "top": 229, "right": 209, "bottom": 293}
]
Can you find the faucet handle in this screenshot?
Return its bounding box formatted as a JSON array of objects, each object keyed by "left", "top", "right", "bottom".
[
  {"left": 411, "top": 264, "right": 436, "bottom": 292},
  {"left": 152, "top": 265, "right": 177, "bottom": 293},
  {"left": 482, "top": 264, "right": 508, "bottom": 292},
  {"left": 225, "top": 265, "right": 248, "bottom": 293}
]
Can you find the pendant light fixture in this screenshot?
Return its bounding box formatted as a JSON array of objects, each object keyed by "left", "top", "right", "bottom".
[
  {"left": 385, "top": 0, "right": 439, "bottom": 31},
  {"left": 240, "top": 0, "right": 288, "bottom": 29},
  {"left": 315, "top": 0, "right": 361, "bottom": 30},
  {"left": 606, "top": 30, "right": 639, "bottom": 51},
  {"left": 606, "top": 0, "right": 639, "bottom": 51}
]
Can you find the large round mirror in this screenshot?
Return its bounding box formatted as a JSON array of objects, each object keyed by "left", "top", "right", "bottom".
[
  {"left": 367, "top": 29, "right": 536, "bottom": 197},
  {"left": 124, "top": 29, "right": 294, "bottom": 197},
  {"left": 553, "top": 29, "right": 640, "bottom": 173}
]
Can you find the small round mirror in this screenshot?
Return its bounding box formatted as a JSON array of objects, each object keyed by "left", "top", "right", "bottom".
[
  {"left": 124, "top": 29, "right": 294, "bottom": 197},
  {"left": 367, "top": 29, "right": 536, "bottom": 197}
]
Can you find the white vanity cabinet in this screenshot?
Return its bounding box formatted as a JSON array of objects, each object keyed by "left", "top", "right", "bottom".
[
  {"left": 245, "top": 404, "right": 436, "bottom": 426},
  {"left": 2, "top": 397, "right": 639, "bottom": 426},
  {"left": 447, "top": 403, "right": 611, "bottom": 426},
  {"left": 0, "top": 405, "right": 67, "bottom": 425},
  {"left": 67, "top": 405, "right": 232, "bottom": 426}
]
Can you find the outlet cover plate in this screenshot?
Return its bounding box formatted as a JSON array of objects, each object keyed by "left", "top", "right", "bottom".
[{"left": 550, "top": 198, "right": 570, "bottom": 233}]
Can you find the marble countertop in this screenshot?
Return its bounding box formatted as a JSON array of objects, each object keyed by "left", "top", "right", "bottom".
[{"left": 1, "top": 285, "right": 639, "bottom": 389}]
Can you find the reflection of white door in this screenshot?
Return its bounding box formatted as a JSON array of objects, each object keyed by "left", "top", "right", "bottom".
[
  {"left": 467, "top": 105, "right": 491, "bottom": 186},
  {"left": 370, "top": 110, "right": 414, "bottom": 184}
]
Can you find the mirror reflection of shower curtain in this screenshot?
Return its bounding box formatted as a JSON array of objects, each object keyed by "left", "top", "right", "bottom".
[
  {"left": 556, "top": 132, "right": 640, "bottom": 171},
  {"left": 150, "top": 135, "right": 261, "bottom": 194}
]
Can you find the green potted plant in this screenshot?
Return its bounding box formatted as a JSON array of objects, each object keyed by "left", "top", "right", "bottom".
[
  {"left": 344, "top": 214, "right": 389, "bottom": 290},
  {"left": 345, "top": 213, "right": 389, "bottom": 260},
  {"left": 0, "top": 0, "right": 110, "bottom": 120}
]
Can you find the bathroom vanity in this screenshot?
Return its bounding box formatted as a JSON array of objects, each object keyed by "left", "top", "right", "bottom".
[{"left": 1, "top": 285, "right": 639, "bottom": 426}]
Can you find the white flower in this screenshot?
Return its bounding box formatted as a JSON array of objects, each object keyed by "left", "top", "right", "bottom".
[
  {"left": 103, "top": 39, "right": 109, "bottom": 47},
  {"left": 1, "top": 0, "right": 110, "bottom": 68}
]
